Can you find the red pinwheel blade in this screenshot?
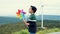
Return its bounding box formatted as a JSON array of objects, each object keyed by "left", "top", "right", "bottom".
[{"left": 18, "top": 9, "right": 21, "bottom": 14}]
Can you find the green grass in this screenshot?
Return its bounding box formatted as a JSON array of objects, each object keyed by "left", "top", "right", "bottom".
[
  {"left": 37, "top": 28, "right": 60, "bottom": 34},
  {"left": 12, "top": 28, "right": 60, "bottom": 34},
  {"left": 0, "top": 20, "right": 60, "bottom": 34},
  {"left": 12, "top": 29, "right": 29, "bottom": 34}
]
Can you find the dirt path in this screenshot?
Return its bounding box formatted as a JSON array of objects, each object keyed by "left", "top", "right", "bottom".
[{"left": 47, "top": 32, "right": 60, "bottom": 34}]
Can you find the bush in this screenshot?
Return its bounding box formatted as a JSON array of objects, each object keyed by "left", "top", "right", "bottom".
[{"left": 12, "top": 29, "right": 29, "bottom": 34}]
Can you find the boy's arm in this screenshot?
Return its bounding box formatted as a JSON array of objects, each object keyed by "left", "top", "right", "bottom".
[
  {"left": 23, "top": 20, "right": 29, "bottom": 26},
  {"left": 23, "top": 15, "right": 29, "bottom": 26},
  {"left": 23, "top": 20, "right": 27, "bottom": 24}
]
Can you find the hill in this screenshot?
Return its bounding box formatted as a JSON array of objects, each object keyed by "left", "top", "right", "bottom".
[{"left": 0, "top": 15, "right": 60, "bottom": 25}]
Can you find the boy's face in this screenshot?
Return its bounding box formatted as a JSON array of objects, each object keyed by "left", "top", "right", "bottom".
[{"left": 29, "top": 7, "right": 33, "bottom": 13}]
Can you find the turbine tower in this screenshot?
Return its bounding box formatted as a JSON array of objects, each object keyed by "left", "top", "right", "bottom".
[{"left": 41, "top": 5, "right": 44, "bottom": 28}]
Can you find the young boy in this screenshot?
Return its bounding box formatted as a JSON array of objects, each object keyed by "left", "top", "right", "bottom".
[{"left": 24, "top": 6, "right": 37, "bottom": 34}]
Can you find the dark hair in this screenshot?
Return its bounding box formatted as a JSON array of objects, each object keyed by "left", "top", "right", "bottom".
[{"left": 31, "top": 6, "right": 37, "bottom": 13}]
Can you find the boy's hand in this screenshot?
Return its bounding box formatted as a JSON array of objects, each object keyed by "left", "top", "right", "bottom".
[
  {"left": 23, "top": 20, "right": 29, "bottom": 26},
  {"left": 25, "top": 23, "right": 30, "bottom": 26}
]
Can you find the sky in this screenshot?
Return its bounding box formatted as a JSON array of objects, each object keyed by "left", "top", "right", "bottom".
[{"left": 0, "top": 0, "right": 60, "bottom": 16}]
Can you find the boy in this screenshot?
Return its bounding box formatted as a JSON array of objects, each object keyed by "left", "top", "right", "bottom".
[{"left": 24, "top": 6, "right": 37, "bottom": 34}]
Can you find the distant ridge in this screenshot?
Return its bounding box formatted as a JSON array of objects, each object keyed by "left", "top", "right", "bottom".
[
  {"left": 36, "top": 15, "right": 60, "bottom": 20},
  {"left": 0, "top": 16, "right": 20, "bottom": 25},
  {"left": 0, "top": 15, "right": 60, "bottom": 25}
]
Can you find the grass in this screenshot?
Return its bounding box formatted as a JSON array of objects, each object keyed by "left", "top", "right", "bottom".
[
  {"left": 0, "top": 20, "right": 60, "bottom": 34},
  {"left": 37, "top": 28, "right": 60, "bottom": 34},
  {"left": 12, "top": 28, "right": 60, "bottom": 34},
  {"left": 12, "top": 29, "right": 29, "bottom": 34}
]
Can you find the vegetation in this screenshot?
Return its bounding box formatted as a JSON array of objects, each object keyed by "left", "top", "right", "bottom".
[
  {"left": 12, "top": 28, "right": 60, "bottom": 34},
  {"left": 0, "top": 20, "right": 60, "bottom": 34}
]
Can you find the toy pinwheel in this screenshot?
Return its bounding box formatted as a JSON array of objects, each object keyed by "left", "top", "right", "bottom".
[{"left": 16, "top": 9, "right": 26, "bottom": 20}]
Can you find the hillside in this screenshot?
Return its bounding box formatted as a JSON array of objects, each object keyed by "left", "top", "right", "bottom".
[
  {"left": 0, "top": 15, "right": 60, "bottom": 25},
  {"left": 0, "top": 20, "right": 60, "bottom": 34},
  {"left": 37, "top": 15, "right": 60, "bottom": 20}
]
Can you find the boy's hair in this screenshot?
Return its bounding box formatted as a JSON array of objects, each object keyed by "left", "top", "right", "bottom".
[{"left": 31, "top": 6, "right": 37, "bottom": 13}]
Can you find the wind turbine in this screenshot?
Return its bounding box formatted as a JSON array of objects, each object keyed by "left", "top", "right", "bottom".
[
  {"left": 41, "top": 5, "right": 45, "bottom": 28},
  {"left": 40, "top": 0, "right": 45, "bottom": 29}
]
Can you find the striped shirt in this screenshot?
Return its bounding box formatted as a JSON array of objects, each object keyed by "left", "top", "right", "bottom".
[{"left": 27, "top": 14, "right": 36, "bottom": 22}]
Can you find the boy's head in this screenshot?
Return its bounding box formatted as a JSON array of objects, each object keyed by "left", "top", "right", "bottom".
[{"left": 29, "top": 6, "right": 37, "bottom": 14}]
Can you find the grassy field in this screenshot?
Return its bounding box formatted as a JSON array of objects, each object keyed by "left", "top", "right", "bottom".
[
  {"left": 12, "top": 28, "right": 60, "bottom": 34},
  {"left": 0, "top": 20, "right": 60, "bottom": 34}
]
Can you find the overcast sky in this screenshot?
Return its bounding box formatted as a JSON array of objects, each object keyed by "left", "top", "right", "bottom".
[{"left": 0, "top": 0, "right": 60, "bottom": 16}]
